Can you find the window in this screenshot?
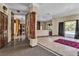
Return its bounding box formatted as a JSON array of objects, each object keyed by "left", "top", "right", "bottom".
[{"left": 64, "top": 21, "right": 76, "bottom": 38}]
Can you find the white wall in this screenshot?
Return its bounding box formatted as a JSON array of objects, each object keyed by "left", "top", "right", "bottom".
[
  {"left": 8, "top": 9, "right": 11, "bottom": 42},
  {"left": 0, "top": 4, "right": 11, "bottom": 42},
  {"left": 37, "top": 30, "right": 49, "bottom": 37},
  {"left": 40, "top": 21, "right": 52, "bottom": 30},
  {"left": 52, "top": 14, "right": 79, "bottom": 36},
  {"left": 52, "top": 19, "right": 59, "bottom": 35}
]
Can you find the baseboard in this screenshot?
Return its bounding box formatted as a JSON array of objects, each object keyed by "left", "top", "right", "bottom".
[
  {"left": 37, "top": 36, "right": 49, "bottom": 38},
  {"left": 37, "top": 35, "right": 59, "bottom": 38},
  {"left": 52, "top": 35, "right": 59, "bottom": 36}
]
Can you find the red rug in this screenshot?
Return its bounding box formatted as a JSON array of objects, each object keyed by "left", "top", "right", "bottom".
[{"left": 54, "top": 39, "right": 79, "bottom": 49}]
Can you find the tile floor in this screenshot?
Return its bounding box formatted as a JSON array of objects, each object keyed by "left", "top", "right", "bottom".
[
  {"left": 0, "top": 45, "right": 56, "bottom": 56},
  {"left": 38, "top": 36, "right": 79, "bottom": 56},
  {"left": 0, "top": 35, "right": 56, "bottom": 56},
  {"left": 0, "top": 36, "right": 79, "bottom": 56}
]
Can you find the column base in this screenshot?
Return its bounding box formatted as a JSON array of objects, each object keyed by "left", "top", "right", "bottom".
[{"left": 30, "top": 38, "right": 37, "bottom": 47}]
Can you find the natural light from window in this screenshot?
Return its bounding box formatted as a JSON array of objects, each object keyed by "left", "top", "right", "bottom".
[{"left": 65, "top": 21, "right": 76, "bottom": 38}]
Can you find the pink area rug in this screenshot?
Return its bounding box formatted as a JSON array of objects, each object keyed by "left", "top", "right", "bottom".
[{"left": 54, "top": 39, "right": 79, "bottom": 49}]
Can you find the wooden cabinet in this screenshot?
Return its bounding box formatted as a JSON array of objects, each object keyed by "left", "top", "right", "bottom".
[{"left": 0, "top": 11, "right": 8, "bottom": 48}]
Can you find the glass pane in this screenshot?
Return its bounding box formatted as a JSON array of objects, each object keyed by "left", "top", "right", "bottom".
[{"left": 65, "top": 21, "right": 76, "bottom": 38}]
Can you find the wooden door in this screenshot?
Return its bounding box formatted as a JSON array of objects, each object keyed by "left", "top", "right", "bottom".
[
  {"left": 11, "top": 17, "right": 14, "bottom": 41},
  {"left": 0, "top": 12, "right": 8, "bottom": 48},
  {"left": 0, "top": 12, "right": 3, "bottom": 48},
  {"left": 37, "top": 21, "right": 40, "bottom": 30},
  {"left": 58, "top": 22, "right": 64, "bottom": 36},
  {"left": 3, "top": 14, "right": 8, "bottom": 45},
  {"left": 0, "top": 12, "right": 4, "bottom": 48}
]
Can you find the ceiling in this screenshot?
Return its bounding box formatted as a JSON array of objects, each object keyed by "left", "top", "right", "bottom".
[
  {"left": 37, "top": 3, "right": 79, "bottom": 21},
  {"left": 5, "top": 3, "right": 32, "bottom": 21},
  {"left": 5, "top": 3, "right": 32, "bottom": 15},
  {"left": 5, "top": 3, "right": 79, "bottom": 21}
]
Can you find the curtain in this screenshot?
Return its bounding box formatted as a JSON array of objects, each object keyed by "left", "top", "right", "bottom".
[
  {"left": 75, "top": 20, "right": 79, "bottom": 39},
  {"left": 58, "top": 22, "right": 64, "bottom": 36}
]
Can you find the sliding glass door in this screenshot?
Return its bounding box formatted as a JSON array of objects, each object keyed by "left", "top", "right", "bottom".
[{"left": 64, "top": 21, "right": 76, "bottom": 38}]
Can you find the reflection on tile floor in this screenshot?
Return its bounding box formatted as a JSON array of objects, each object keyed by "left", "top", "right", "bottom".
[
  {"left": 1, "top": 36, "right": 78, "bottom": 56},
  {"left": 38, "top": 36, "right": 79, "bottom": 56},
  {"left": 0, "top": 45, "right": 56, "bottom": 56},
  {"left": 0, "top": 35, "right": 56, "bottom": 56}
]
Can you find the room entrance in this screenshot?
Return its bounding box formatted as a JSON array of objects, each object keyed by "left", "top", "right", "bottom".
[{"left": 11, "top": 15, "right": 29, "bottom": 47}]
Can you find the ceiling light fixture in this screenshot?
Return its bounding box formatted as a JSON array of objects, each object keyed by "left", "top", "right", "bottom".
[{"left": 17, "top": 10, "right": 20, "bottom": 13}]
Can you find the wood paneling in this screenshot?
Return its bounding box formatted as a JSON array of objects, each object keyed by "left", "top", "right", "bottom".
[
  {"left": 11, "top": 12, "right": 14, "bottom": 41},
  {"left": 25, "top": 13, "right": 31, "bottom": 38},
  {"left": 25, "top": 12, "right": 36, "bottom": 39},
  {"left": 30, "top": 12, "right": 36, "bottom": 39},
  {"left": 0, "top": 11, "right": 8, "bottom": 48}
]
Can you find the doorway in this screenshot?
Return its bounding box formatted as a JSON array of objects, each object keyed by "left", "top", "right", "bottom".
[{"left": 11, "top": 15, "right": 28, "bottom": 47}]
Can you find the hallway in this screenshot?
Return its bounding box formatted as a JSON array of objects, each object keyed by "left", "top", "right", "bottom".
[
  {"left": 0, "top": 3, "right": 57, "bottom": 56},
  {"left": 1, "top": 3, "right": 79, "bottom": 56}
]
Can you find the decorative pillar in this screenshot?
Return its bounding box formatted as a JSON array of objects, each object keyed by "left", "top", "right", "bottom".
[
  {"left": 30, "top": 12, "right": 36, "bottom": 39},
  {"left": 30, "top": 12, "right": 37, "bottom": 47},
  {"left": 29, "top": 4, "right": 37, "bottom": 47}
]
